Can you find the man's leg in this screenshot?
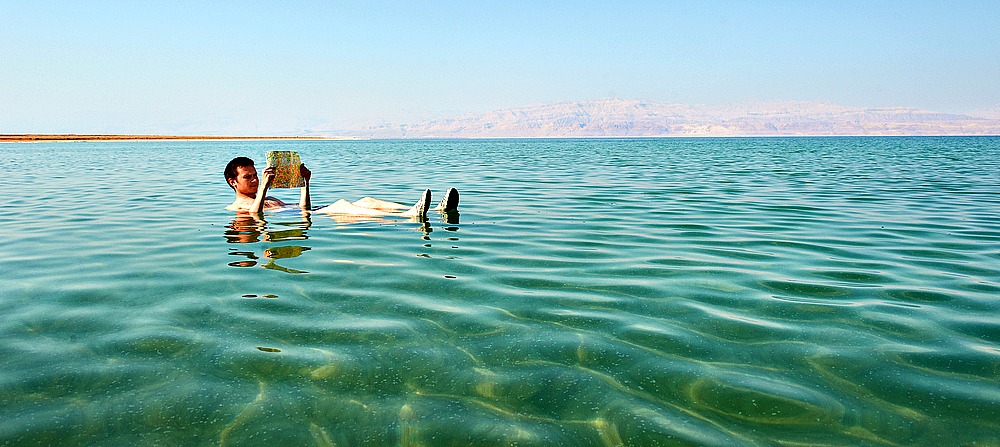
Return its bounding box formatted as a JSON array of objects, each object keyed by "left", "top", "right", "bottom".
[
  {"left": 352, "top": 197, "right": 408, "bottom": 210},
  {"left": 315, "top": 199, "right": 395, "bottom": 216},
  {"left": 318, "top": 190, "right": 431, "bottom": 219}
]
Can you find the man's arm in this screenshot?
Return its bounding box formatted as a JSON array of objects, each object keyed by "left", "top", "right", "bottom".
[
  {"left": 250, "top": 167, "right": 276, "bottom": 214},
  {"left": 299, "top": 163, "right": 312, "bottom": 209}
]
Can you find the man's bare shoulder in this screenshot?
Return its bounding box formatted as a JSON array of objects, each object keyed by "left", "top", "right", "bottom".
[
  {"left": 227, "top": 197, "right": 290, "bottom": 212},
  {"left": 227, "top": 197, "right": 253, "bottom": 211}
]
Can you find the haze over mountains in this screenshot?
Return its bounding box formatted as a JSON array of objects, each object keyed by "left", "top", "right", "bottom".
[{"left": 333, "top": 99, "right": 1000, "bottom": 138}]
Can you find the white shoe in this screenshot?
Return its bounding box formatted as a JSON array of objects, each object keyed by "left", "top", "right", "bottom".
[{"left": 404, "top": 189, "right": 432, "bottom": 217}]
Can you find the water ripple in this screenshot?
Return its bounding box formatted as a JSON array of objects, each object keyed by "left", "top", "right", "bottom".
[{"left": 2, "top": 138, "right": 1000, "bottom": 445}]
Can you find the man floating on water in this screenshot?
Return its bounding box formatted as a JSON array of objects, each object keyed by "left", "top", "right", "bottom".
[{"left": 224, "top": 156, "right": 459, "bottom": 217}]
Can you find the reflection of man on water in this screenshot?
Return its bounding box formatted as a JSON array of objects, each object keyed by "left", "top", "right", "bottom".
[
  {"left": 225, "top": 214, "right": 312, "bottom": 273},
  {"left": 223, "top": 157, "right": 459, "bottom": 217}
]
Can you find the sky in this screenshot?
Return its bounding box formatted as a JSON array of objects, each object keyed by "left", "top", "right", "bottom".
[{"left": 2, "top": 1, "right": 998, "bottom": 134}]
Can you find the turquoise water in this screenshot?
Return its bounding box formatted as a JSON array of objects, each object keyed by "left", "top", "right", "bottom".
[{"left": 2, "top": 137, "right": 999, "bottom": 446}]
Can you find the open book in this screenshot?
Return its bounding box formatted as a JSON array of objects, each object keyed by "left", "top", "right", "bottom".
[{"left": 265, "top": 151, "right": 305, "bottom": 188}]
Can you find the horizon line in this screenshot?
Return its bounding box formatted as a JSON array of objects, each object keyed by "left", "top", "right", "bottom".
[{"left": 4, "top": 134, "right": 999, "bottom": 143}]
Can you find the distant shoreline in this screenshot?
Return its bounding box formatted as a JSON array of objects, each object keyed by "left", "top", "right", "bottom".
[
  {"left": 3, "top": 134, "right": 997, "bottom": 142},
  {"left": 0, "top": 134, "right": 356, "bottom": 142}
]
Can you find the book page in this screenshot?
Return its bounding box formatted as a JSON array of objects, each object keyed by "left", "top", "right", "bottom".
[{"left": 265, "top": 151, "right": 305, "bottom": 188}]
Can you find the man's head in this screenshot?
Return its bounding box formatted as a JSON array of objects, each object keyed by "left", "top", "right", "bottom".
[{"left": 225, "top": 157, "right": 259, "bottom": 196}]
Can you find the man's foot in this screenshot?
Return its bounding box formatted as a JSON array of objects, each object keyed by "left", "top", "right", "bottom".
[
  {"left": 403, "top": 189, "right": 431, "bottom": 218},
  {"left": 436, "top": 187, "right": 460, "bottom": 212}
]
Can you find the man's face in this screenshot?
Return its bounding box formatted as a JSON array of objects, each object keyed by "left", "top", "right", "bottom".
[{"left": 231, "top": 165, "right": 259, "bottom": 196}]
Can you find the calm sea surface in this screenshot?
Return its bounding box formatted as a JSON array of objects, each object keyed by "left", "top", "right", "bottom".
[{"left": 1, "top": 137, "right": 999, "bottom": 446}]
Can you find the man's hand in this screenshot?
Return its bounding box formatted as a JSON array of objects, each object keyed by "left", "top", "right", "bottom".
[
  {"left": 299, "top": 163, "right": 311, "bottom": 183},
  {"left": 260, "top": 166, "right": 277, "bottom": 190},
  {"left": 249, "top": 166, "right": 277, "bottom": 215}
]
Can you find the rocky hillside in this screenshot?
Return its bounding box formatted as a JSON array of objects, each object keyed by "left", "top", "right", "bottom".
[{"left": 350, "top": 99, "right": 1000, "bottom": 138}]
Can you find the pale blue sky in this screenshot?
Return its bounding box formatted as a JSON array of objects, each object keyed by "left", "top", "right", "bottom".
[{"left": 2, "top": 1, "right": 998, "bottom": 134}]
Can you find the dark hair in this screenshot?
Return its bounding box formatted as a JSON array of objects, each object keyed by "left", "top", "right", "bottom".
[{"left": 224, "top": 157, "right": 254, "bottom": 190}]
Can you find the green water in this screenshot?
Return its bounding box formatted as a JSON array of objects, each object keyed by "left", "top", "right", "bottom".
[{"left": 2, "top": 138, "right": 998, "bottom": 446}]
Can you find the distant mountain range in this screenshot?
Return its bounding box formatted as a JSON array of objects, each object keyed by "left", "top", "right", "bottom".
[{"left": 341, "top": 99, "right": 1000, "bottom": 138}]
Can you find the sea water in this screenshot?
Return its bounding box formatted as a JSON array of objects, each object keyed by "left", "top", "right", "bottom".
[{"left": 1, "top": 137, "right": 998, "bottom": 446}]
